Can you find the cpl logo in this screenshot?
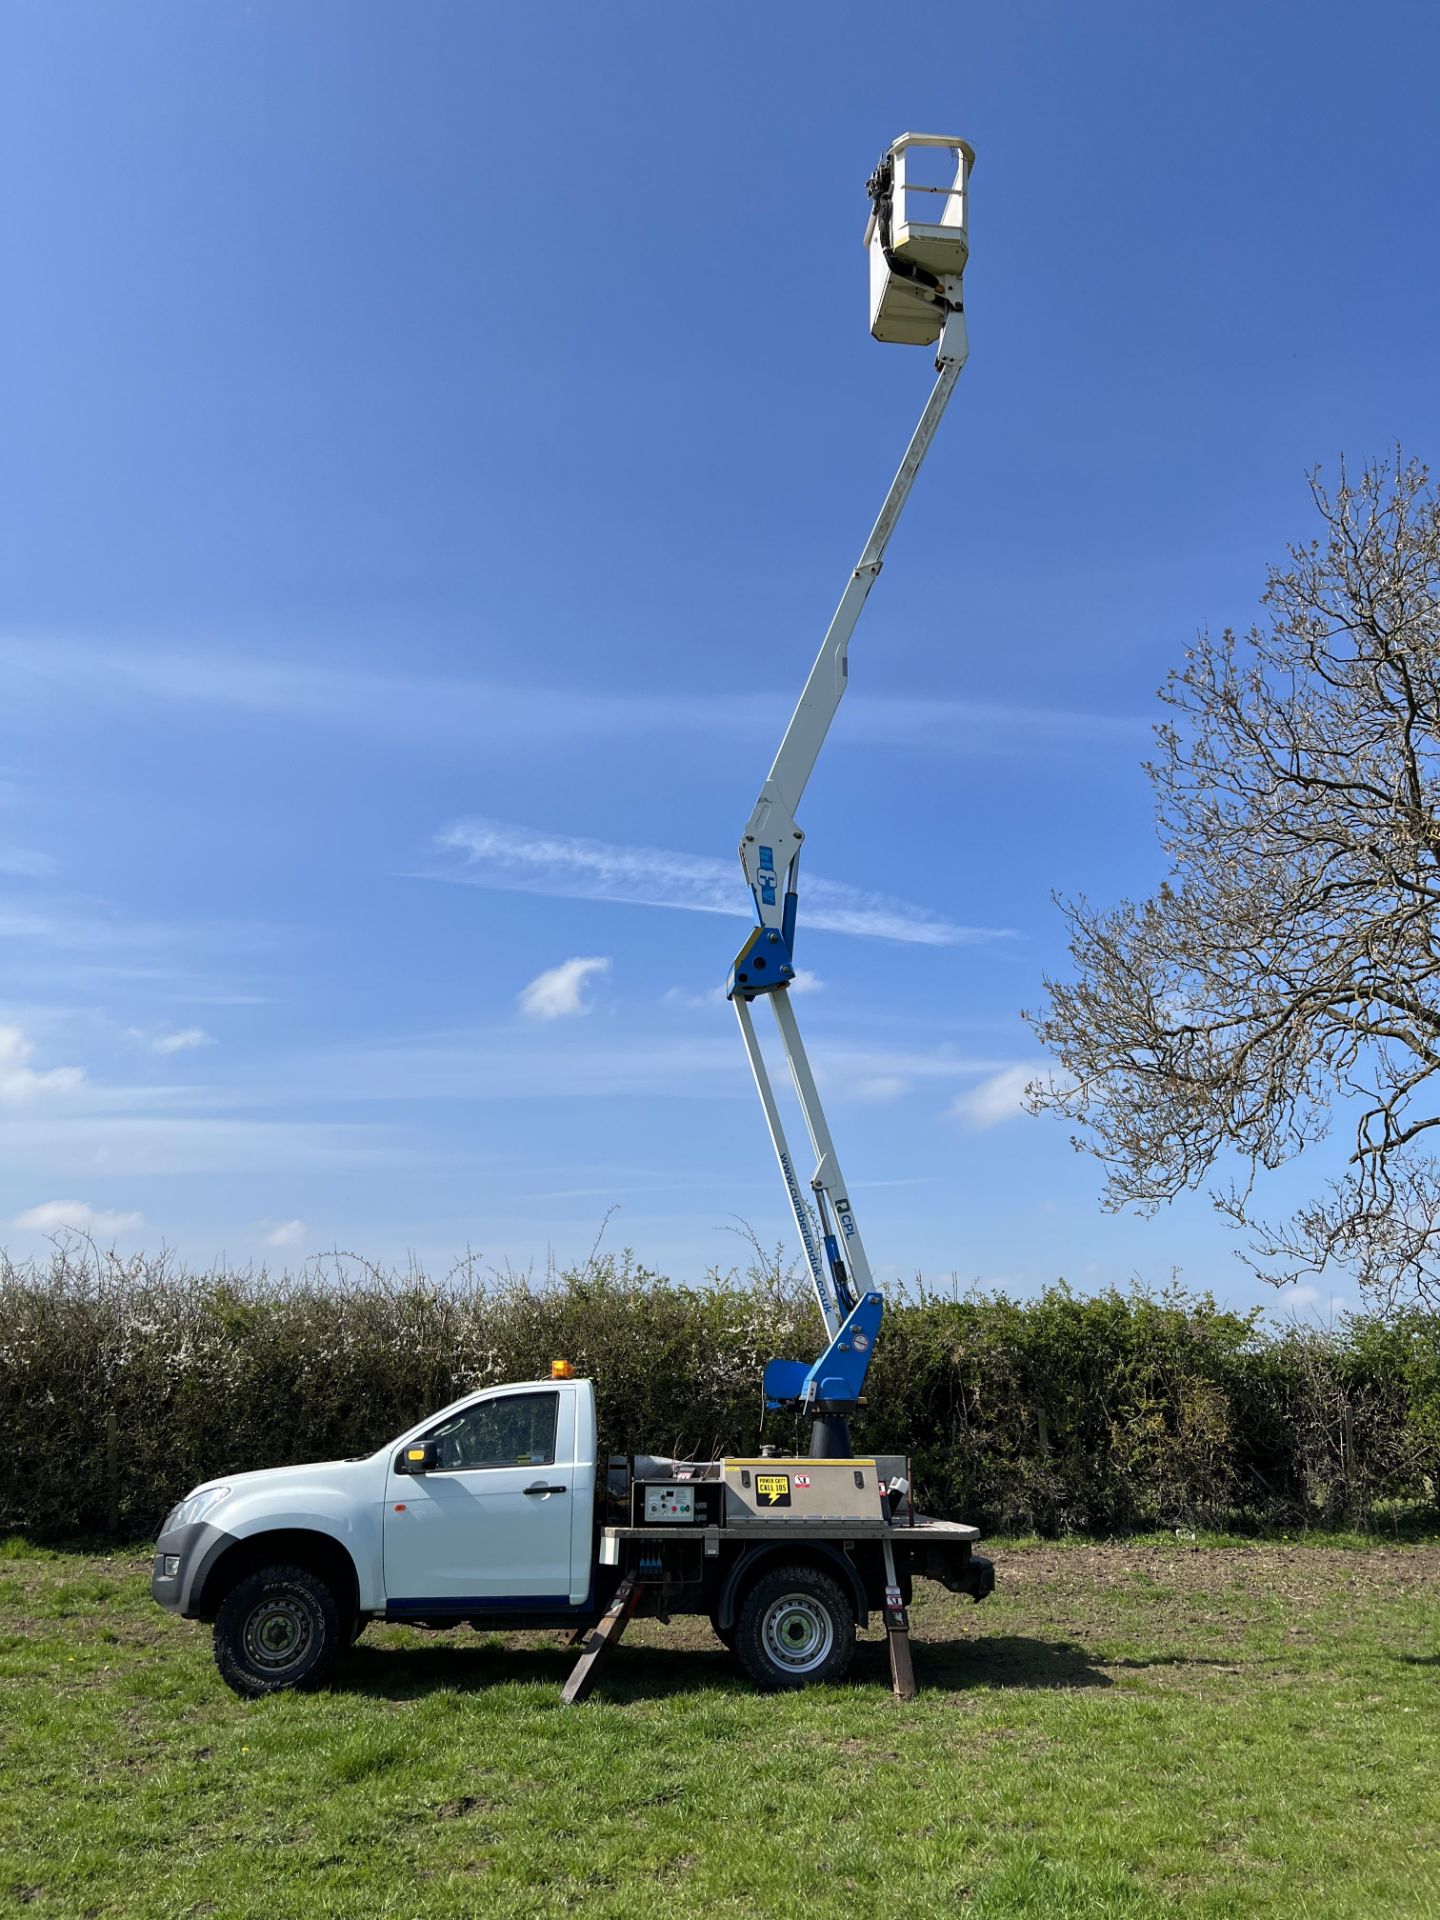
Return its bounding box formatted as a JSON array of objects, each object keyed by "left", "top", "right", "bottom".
[
  {"left": 758, "top": 845, "right": 777, "bottom": 908},
  {"left": 837, "top": 1202, "right": 857, "bottom": 1239}
]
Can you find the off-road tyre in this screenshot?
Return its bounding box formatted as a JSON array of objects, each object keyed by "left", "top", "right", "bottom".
[
  {"left": 732, "top": 1564, "right": 855, "bottom": 1691},
  {"left": 213, "top": 1563, "right": 342, "bottom": 1698}
]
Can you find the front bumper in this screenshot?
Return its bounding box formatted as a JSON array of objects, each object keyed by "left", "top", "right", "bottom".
[{"left": 151, "top": 1521, "right": 235, "bottom": 1617}]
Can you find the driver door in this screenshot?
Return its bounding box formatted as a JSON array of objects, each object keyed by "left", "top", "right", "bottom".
[{"left": 383, "top": 1386, "right": 575, "bottom": 1608}]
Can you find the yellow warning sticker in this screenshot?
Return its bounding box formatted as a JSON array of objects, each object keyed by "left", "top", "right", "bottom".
[{"left": 755, "top": 1473, "right": 791, "bottom": 1507}]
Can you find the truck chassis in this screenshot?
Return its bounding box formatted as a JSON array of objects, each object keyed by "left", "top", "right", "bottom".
[{"left": 564, "top": 1512, "right": 994, "bottom": 1702}]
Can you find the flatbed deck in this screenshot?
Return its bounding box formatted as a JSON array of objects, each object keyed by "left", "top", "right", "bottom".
[{"left": 601, "top": 1513, "right": 980, "bottom": 1554}]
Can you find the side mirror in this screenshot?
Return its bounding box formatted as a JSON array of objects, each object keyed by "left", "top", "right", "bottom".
[{"left": 396, "top": 1440, "right": 439, "bottom": 1474}]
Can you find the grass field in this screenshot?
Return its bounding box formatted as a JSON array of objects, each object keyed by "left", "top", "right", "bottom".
[{"left": 1, "top": 1535, "right": 1437, "bottom": 1919}]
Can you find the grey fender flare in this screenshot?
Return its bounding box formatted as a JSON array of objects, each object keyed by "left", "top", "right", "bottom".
[
  {"left": 714, "top": 1541, "right": 869, "bottom": 1633},
  {"left": 186, "top": 1525, "right": 250, "bottom": 1617},
  {"left": 151, "top": 1520, "right": 237, "bottom": 1618}
]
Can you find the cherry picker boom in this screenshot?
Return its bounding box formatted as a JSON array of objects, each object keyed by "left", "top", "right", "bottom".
[{"left": 728, "top": 133, "right": 975, "bottom": 1458}]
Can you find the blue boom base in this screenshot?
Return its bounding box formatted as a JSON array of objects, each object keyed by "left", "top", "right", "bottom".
[{"left": 763, "top": 1291, "right": 883, "bottom": 1413}]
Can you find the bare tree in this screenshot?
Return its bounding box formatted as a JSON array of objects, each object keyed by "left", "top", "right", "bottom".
[{"left": 1026, "top": 455, "right": 1440, "bottom": 1312}]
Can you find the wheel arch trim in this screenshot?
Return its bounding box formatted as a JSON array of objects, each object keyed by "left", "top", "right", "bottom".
[{"left": 191, "top": 1527, "right": 361, "bottom": 1623}]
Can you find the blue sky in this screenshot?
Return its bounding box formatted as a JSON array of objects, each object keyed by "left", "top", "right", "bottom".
[{"left": 3, "top": 1, "right": 1439, "bottom": 1313}]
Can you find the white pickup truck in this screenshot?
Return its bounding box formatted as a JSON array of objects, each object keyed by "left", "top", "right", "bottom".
[{"left": 153, "top": 1374, "right": 993, "bottom": 1699}]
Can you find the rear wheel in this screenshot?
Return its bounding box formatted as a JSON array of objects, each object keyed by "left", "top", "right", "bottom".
[
  {"left": 213, "top": 1563, "right": 342, "bottom": 1698},
  {"left": 732, "top": 1565, "right": 855, "bottom": 1690}
]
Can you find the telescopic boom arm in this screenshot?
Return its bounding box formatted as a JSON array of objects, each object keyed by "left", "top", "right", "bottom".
[{"left": 727, "top": 135, "right": 973, "bottom": 1452}]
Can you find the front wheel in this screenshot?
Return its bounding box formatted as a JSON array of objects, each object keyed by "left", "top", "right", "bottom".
[
  {"left": 213, "top": 1563, "right": 342, "bottom": 1698},
  {"left": 732, "top": 1565, "right": 855, "bottom": 1690}
]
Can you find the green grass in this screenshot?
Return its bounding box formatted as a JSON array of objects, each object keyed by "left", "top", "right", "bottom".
[{"left": 1, "top": 1535, "right": 1438, "bottom": 1918}]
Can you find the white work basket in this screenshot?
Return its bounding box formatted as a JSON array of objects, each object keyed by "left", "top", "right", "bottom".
[{"left": 865, "top": 133, "right": 973, "bottom": 346}]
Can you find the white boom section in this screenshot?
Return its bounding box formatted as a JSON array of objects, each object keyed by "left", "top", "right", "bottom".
[
  {"left": 734, "top": 299, "right": 970, "bottom": 1345},
  {"left": 733, "top": 994, "right": 836, "bottom": 1325},
  {"left": 737, "top": 303, "right": 969, "bottom": 925}
]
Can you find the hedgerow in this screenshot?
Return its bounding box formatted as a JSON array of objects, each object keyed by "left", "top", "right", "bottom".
[{"left": 1, "top": 1242, "right": 1435, "bottom": 1538}]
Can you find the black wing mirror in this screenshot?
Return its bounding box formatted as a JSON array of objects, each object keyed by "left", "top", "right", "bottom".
[{"left": 396, "top": 1439, "right": 439, "bottom": 1474}]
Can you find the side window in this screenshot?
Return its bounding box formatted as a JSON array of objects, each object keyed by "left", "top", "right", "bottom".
[{"left": 424, "top": 1391, "right": 559, "bottom": 1472}]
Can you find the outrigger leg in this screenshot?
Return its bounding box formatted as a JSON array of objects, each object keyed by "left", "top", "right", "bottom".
[{"left": 560, "top": 1573, "right": 645, "bottom": 1706}]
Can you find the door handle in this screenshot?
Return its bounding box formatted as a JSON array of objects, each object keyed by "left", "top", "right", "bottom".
[{"left": 524, "top": 1482, "right": 567, "bottom": 1496}]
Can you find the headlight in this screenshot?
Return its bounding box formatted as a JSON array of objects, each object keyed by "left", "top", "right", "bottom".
[{"left": 170, "top": 1485, "right": 232, "bottom": 1529}]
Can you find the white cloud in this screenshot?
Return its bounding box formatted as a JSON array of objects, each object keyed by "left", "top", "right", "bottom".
[
  {"left": 518, "top": 956, "right": 612, "bottom": 1021},
  {"left": 854, "top": 1075, "right": 909, "bottom": 1103},
  {"left": 663, "top": 984, "right": 726, "bottom": 1009},
  {"left": 0, "top": 848, "right": 54, "bottom": 877},
  {"left": 0, "top": 898, "right": 273, "bottom": 1016},
  {"left": 0, "top": 1114, "right": 400, "bottom": 1178},
  {"left": 950, "top": 1063, "right": 1040, "bottom": 1129},
  {"left": 842, "top": 694, "right": 1148, "bottom": 754},
  {"left": 12, "top": 1199, "right": 144, "bottom": 1236},
  {"left": 0, "top": 902, "right": 179, "bottom": 949},
  {"left": 950, "top": 1063, "right": 1078, "bottom": 1128},
  {"left": 1, "top": 638, "right": 1145, "bottom": 758},
  {"left": 293, "top": 1029, "right": 1012, "bottom": 1107},
  {"left": 0, "top": 638, "right": 761, "bottom": 744},
  {"left": 438, "top": 818, "right": 1012, "bottom": 948},
  {"left": 663, "top": 970, "right": 821, "bottom": 1011},
  {"left": 150, "top": 1027, "right": 214, "bottom": 1055},
  {"left": 0, "top": 1026, "right": 85, "bottom": 1104},
  {"left": 1271, "top": 1283, "right": 1351, "bottom": 1317},
  {"left": 262, "top": 1218, "right": 306, "bottom": 1248}
]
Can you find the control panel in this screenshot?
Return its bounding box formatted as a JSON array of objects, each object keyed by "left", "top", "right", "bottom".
[
  {"left": 644, "top": 1485, "right": 695, "bottom": 1523},
  {"left": 631, "top": 1479, "right": 722, "bottom": 1526}
]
